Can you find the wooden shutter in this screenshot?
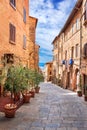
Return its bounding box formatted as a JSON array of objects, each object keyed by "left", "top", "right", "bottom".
[
  {"left": 23, "top": 8, "right": 26, "bottom": 23},
  {"left": 84, "top": 43, "right": 87, "bottom": 57},
  {"left": 9, "top": 23, "right": 16, "bottom": 43},
  {"left": 23, "top": 35, "right": 26, "bottom": 49}
]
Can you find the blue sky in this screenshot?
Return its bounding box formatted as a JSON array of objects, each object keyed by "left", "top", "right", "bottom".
[{"left": 30, "top": 0, "right": 77, "bottom": 69}]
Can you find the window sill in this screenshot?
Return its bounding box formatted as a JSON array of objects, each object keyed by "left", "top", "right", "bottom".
[
  {"left": 9, "top": 40, "right": 16, "bottom": 45},
  {"left": 23, "top": 47, "right": 26, "bottom": 50}
]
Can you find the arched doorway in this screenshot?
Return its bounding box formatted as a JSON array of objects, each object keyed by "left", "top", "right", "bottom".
[{"left": 72, "top": 68, "right": 79, "bottom": 91}]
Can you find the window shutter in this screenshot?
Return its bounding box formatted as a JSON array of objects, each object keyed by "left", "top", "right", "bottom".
[
  {"left": 86, "top": 2, "right": 87, "bottom": 20},
  {"left": 9, "top": 23, "right": 16, "bottom": 43},
  {"left": 84, "top": 43, "right": 87, "bottom": 57},
  {"left": 23, "top": 8, "right": 26, "bottom": 23},
  {"left": 23, "top": 35, "right": 26, "bottom": 49}
]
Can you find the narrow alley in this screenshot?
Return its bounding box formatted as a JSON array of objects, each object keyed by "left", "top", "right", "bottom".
[{"left": 0, "top": 82, "right": 87, "bottom": 130}]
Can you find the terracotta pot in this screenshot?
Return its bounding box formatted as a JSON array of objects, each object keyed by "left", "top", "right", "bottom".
[
  {"left": 29, "top": 90, "right": 35, "bottom": 98},
  {"left": 14, "top": 92, "right": 20, "bottom": 101},
  {"left": 77, "top": 91, "right": 82, "bottom": 97},
  {"left": 4, "top": 103, "right": 17, "bottom": 118},
  {"left": 35, "top": 87, "right": 40, "bottom": 93},
  {"left": 84, "top": 95, "right": 87, "bottom": 101},
  {"left": 23, "top": 93, "right": 31, "bottom": 103}
]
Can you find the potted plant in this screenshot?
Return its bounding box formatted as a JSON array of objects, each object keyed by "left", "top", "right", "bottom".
[
  {"left": 77, "top": 75, "right": 82, "bottom": 97},
  {"left": 20, "top": 67, "right": 32, "bottom": 103},
  {"left": 26, "top": 69, "right": 36, "bottom": 98},
  {"left": 84, "top": 85, "right": 87, "bottom": 101},
  {"left": 5, "top": 66, "right": 23, "bottom": 102},
  {"left": 3, "top": 65, "right": 24, "bottom": 118},
  {"left": 34, "top": 70, "right": 44, "bottom": 93},
  {"left": 4, "top": 103, "right": 17, "bottom": 118}
]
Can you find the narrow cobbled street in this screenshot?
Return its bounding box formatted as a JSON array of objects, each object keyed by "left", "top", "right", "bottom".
[{"left": 0, "top": 82, "right": 87, "bottom": 130}]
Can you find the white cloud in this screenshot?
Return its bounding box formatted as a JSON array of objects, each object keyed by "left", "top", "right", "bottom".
[{"left": 30, "top": 0, "right": 77, "bottom": 67}]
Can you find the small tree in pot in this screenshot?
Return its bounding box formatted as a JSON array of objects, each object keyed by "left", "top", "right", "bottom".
[
  {"left": 84, "top": 85, "right": 87, "bottom": 101},
  {"left": 20, "top": 67, "right": 31, "bottom": 103},
  {"left": 77, "top": 74, "right": 82, "bottom": 97},
  {"left": 4, "top": 65, "right": 26, "bottom": 118},
  {"left": 34, "top": 70, "right": 44, "bottom": 93}
]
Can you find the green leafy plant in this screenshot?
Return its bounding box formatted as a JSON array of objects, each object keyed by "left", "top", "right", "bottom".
[
  {"left": 34, "top": 70, "right": 44, "bottom": 88},
  {"left": 5, "top": 65, "right": 28, "bottom": 100}
]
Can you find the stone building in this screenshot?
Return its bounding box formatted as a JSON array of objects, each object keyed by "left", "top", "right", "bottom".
[
  {"left": 52, "top": 0, "right": 87, "bottom": 93},
  {"left": 35, "top": 44, "right": 40, "bottom": 71},
  {"left": 29, "top": 16, "right": 40, "bottom": 71},
  {"left": 44, "top": 62, "right": 53, "bottom": 82},
  {"left": 0, "top": 0, "right": 29, "bottom": 67},
  {"left": 0, "top": 1, "right": 39, "bottom": 95}
]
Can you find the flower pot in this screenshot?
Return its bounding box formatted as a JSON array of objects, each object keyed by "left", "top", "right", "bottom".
[
  {"left": 35, "top": 87, "right": 40, "bottom": 93},
  {"left": 23, "top": 93, "right": 31, "bottom": 103},
  {"left": 29, "top": 90, "right": 35, "bottom": 98},
  {"left": 77, "top": 91, "right": 82, "bottom": 97},
  {"left": 84, "top": 95, "right": 87, "bottom": 101},
  {"left": 14, "top": 92, "right": 20, "bottom": 102},
  {"left": 4, "top": 103, "right": 17, "bottom": 118}
]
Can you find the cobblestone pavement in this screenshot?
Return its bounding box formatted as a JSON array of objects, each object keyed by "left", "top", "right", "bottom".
[{"left": 0, "top": 82, "right": 87, "bottom": 130}]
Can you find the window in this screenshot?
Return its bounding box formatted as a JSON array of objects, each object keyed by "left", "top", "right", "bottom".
[
  {"left": 71, "top": 46, "right": 74, "bottom": 58},
  {"left": 65, "top": 50, "right": 67, "bottom": 68},
  {"left": 23, "top": 8, "right": 26, "bottom": 23},
  {"left": 76, "top": 19, "right": 80, "bottom": 30},
  {"left": 23, "top": 35, "right": 26, "bottom": 49},
  {"left": 83, "top": 43, "right": 87, "bottom": 57},
  {"left": 9, "top": 23, "right": 16, "bottom": 43},
  {"left": 84, "top": 1, "right": 87, "bottom": 21},
  {"left": 72, "top": 24, "right": 74, "bottom": 34},
  {"left": 10, "top": 0, "right": 16, "bottom": 8},
  {"left": 75, "top": 44, "right": 79, "bottom": 57},
  {"left": 65, "top": 50, "right": 67, "bottom": 60}
]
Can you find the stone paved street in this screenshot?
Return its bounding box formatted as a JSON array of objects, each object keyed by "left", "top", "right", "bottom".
[{"left": 0, "top": 82, "right": 87, "bottom": 130}]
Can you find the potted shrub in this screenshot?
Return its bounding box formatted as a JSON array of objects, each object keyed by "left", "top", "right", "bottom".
[
  {"left": 5, "top": 66, "right": 23, "bottom": 102},
  {"left": 4, "top": 103, "right": 17, "bottom": 118},
  {"left": 4, "top": 65, "right": 24, "bottom": 118},
  {"left": 20, "top": 67, "right": 32, "bottom": 103},
  {"left": 34, "top": 70, "right": 44, "bottom": 93},
  {"left": 84, "top": 85, "right": 87, "bottom": 101},
  {"left": 4, "top": 65, "right": 32, "bottom": 117},
  {"left": 26, "top": 69, "right": 36, "bottom": 98},
  {"left": 77, "top": 90, "right": 82, "bottom": 97},
  {"left": 77, "top": 75, "right": 82, "bottom": 97}
]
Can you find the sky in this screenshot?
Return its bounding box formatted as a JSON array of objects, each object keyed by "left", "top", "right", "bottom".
[{"left": 30, "top": 0, "right": 77, "bottom": 69}]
